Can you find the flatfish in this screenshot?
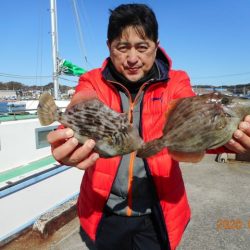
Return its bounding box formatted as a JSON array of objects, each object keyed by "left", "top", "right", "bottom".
[
  {"left": 137, "top": 92, "right": 250, "bottom": 162},
  {"left": 37, "top": 92, "right": 143, "bottom": 158}
]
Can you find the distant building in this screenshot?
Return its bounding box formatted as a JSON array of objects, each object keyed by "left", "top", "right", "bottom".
[
  {"left": 0, "top": 90, "right": 17, "bottom": 100},
  {"left": 193, "top": 87, "right": 233, "bottom": 95}
]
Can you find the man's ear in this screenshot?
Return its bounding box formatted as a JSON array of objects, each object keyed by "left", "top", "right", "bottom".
[
  {"left": 107, "top": 40, "right": 111, "bottom": 50},
  {"left": 154, "top": 40, "right": 160, "bottom": 57}
]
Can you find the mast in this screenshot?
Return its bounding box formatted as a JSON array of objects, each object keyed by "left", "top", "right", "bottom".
[{"left": 50, "top": 0, "right": 59, "bottom": 99}]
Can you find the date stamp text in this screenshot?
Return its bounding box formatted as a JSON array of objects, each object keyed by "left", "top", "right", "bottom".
[{"left": 216, "top": 219, "right": 250, "bottom": 230}]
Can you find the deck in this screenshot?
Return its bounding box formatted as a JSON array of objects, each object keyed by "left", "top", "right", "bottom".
[
  {"left": 1, "top": 155, "right": 250, "bottom": 249},
  {"left": 0, "top": 156, "right": 83, "bottom": 247}
]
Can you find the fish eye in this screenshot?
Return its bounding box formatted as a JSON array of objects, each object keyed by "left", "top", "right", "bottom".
[{"left": 221, "top": 97, "right": 230, "bottom": 105}]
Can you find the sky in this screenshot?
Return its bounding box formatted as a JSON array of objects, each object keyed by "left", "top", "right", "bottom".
[{"left": 0, "top": 0, "right": 250, "bottom": 87}]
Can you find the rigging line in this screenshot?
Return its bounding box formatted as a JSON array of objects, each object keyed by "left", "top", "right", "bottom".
[
  {"left": 35, "top": 1, "right": 44, "bottom": 86},
  {"left": 71, "top": 0, "right": 88, "bottom": 66},
  {"left": 77, "top": 0, "right": 94, "bottom": 68},
  {"left": 58, "top": 76, "right": 78, "bottom": 83},
  {"left": 192, "top": 71, "right": 250, "bottom": 79},
  {"left": 0, "top": 73, "right": 52, "bottom": 79}
]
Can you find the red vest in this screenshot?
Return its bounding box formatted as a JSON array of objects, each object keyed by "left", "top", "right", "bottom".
[{"left": 76, "top": 50, "right": 195, "bottom": 250}]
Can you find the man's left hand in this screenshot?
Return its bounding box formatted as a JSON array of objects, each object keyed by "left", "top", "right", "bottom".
[{"left": 225, "top": 115, "right": 250, "bottom": 154}]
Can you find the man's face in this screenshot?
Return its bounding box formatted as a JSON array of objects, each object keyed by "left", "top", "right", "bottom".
[{"left": 108, "top": 26, "right": 158, "bottom": 82}]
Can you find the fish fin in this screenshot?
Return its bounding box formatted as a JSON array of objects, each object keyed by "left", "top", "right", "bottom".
[
  {"left": 67, "top": 90, "right": 98, "bottom": 109},
  {"left": 121, "top": 111, "right": 129, "bottom": 117},
  {"left": 164, "top": 99, "right": 182, "bottom": 122},
  {"left": 137, "top": 137, "right": 165, "bottom": 158},
  {"left": 169, "top": 150, "right": 205, "bottom": 163},
  {"left": 37, "top": 92, "right": 58, "bottom": 126}
]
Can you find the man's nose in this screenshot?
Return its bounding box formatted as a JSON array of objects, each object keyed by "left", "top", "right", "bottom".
[{"left": 127, "top": 48, "right": 138, "bottom": 64}]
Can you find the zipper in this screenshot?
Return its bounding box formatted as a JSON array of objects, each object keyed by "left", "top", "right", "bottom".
[
  {"left": 106, "top": 80, "right": 135, "bottom": 216},
  {"left": 139, "top": 84, "right": 170, "bottom": 248},
  {"left": 141, "top": 78, "right": 171, "bottom": 248},
  {"left": 126, "top": 82, "right": 154, "bottom": 215},
  {"left": 106, "top": 79, "right": 155, "bottom": 216}
]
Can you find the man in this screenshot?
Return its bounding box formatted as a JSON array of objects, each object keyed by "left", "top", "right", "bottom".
[{"left": 47, "top": 4, "right": 250, "bottom": 250}]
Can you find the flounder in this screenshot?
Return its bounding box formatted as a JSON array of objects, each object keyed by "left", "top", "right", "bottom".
[
  {"left": 37, "top": 92, "right": 143, "bottom": 158},
  {"left": 138, "top": 92, "right": 250, "bottom": 162}
]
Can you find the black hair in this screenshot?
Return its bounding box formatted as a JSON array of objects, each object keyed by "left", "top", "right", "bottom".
[{"left": 107, "top": 3, "right": 158, "bottom": 43}]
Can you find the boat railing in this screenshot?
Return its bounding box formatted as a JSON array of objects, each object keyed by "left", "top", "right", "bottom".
[
  {"left": 0, "top": 106, "right": 67, "bottom": 122},
  {"left": 0, "top": 162, "right": 70, "bottom": 199}
]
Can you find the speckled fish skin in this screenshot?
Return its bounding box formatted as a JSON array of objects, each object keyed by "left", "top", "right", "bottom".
[
  {"left": 138, "top": 92, "right": 250, "bottom": 158},
  {"left": 37, "top": 93, "right": 143, "bottom": 158}
]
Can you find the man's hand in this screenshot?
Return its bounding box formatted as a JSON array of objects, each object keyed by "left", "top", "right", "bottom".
[
  {"left": 47, "top": 128, "right": 99, "bottom": 170},
  {"left": 225, "top": 115, "right": 250, "bottom": 154}
]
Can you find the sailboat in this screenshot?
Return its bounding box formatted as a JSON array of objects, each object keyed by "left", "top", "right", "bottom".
[{"left": 0, "top": 0, "right": 86, "bottom": 246}]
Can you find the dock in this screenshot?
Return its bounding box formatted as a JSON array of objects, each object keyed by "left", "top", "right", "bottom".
[{"left": 1, "top": 155, "right": 250, "bottom": 250}]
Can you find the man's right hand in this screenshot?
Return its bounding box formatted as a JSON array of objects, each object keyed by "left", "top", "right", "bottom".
[{"left": 47, "top": 128, "right": 99, "bottom": 170}]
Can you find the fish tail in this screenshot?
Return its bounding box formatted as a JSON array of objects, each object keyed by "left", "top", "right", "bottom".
[
  {"left": 37, "top": 92, "right": 59, "bottom": 125},
  {"left": 137, "top": 137, "right": 165, "bottom": 158},
  {"left": 137, "top": 138, "right": 205, "bottom": 162}
]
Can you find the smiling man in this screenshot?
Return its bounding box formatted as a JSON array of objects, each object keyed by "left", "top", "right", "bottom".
[
  {"left": 47, "top": 3, "right": 250, "bottom": 250},
  {"left": 108, "top": 26, "right": 158, "bottom": 82}
]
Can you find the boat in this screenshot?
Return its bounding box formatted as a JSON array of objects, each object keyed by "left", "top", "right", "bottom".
[
  {"left": 0, "top": 0, "right": 86, "bottom": 246},
  {"left": 7, "top": 102, "right": 26, "bottom": 113},
  {"left": 0, "top": 101, "right": 26, "bottom": 114}
]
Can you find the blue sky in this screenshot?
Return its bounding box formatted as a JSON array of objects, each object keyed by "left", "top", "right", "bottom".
[{"left": 0, "top": 0, "right": 250, "bottom": 87}]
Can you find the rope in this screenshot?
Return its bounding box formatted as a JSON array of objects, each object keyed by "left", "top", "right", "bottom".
[
  {"left": 35, "top": 2, "right": 44, "bottom": 86},
  {"left": 58, "top": 76, "right": 78, "bottom": 83},
  {"left": 0, "top": 73, "right": 52, "bottom": 79},
  {"left": 71, "top": 0, "right": 88, "bottom": 66}
]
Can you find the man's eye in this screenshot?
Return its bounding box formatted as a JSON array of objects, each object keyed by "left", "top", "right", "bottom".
[
  {"left": 117, "top": 46, "right": 128, "bottom": 52},
  {"left": 137, "top": 46, "right": 148, "bottom": 52}
]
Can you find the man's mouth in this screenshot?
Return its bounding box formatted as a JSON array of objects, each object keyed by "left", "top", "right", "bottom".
[{"left": 126, "top": 67, "right": 141, "bottom": 74}]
